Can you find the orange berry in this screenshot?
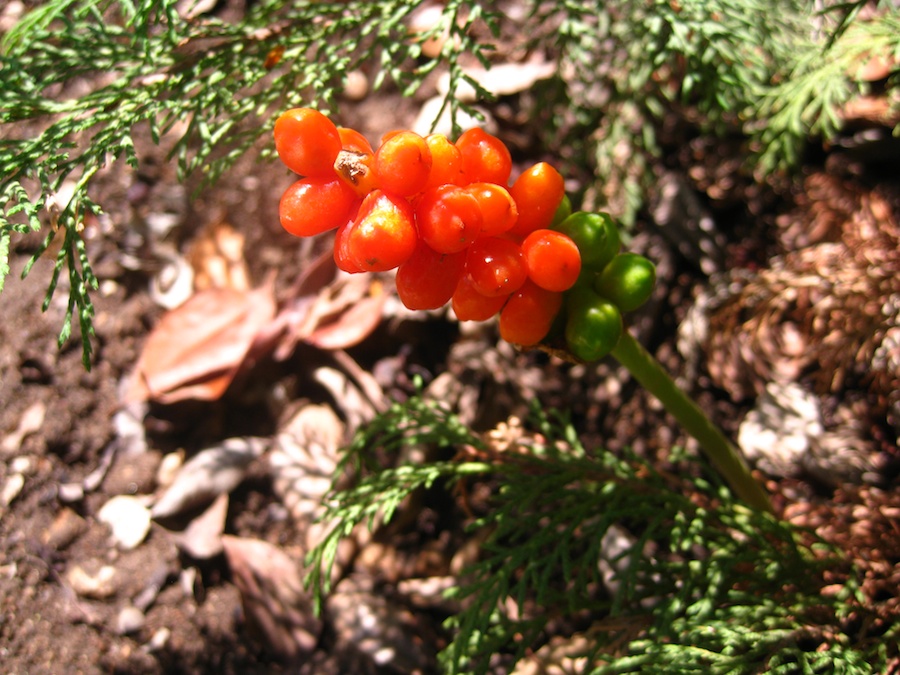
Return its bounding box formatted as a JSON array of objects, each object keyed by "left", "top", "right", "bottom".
[
  {"left": 455, "top": 127, "right": 512, "bottom": 185},
  {"left": 337, "top": 127, "right": 373, "bottom": 154},
  {"left": 396, "top": 240, "right": 467, "bottom": 310},
  {"left": 508, "top": 162, "right": 565, "bottom": 238},
  {"left": 521, "top": 229, "right": 582, "bottom": 292},
  {"left": 374, "top": 130, "right": 433, "bottom": 197},
  {"left": 415, "top": 185, "right": 483, "bottom": 254},
  {"left": 334, "top": 220, "right": 365, "bottom": 273},
  {"left": 345, "top": 190, "right": 418, "bottom": 272},
  {"left": 423, "top": 134, "right": 464, "bottom": 189},
  {"left": 465, "top": 237, "right": 527, "bottom": 298},
  {"left": 451, "top": 275, "right": 509, "bottom": 321},
  {"left": 498, "top": 280, "right": 563, "bottom": 346},
  {"left": 466, "top": 182, "right": 518, "bottom": 237},
  {"left": 274, "top": 108, "right": 342, "bottom": 178},
  {"left": 279, "top": 176, "right": 360, "bottom": 238}
]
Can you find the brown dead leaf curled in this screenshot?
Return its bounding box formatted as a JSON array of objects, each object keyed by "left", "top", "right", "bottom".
[
  {"left": 222, "top": 535, "right": 321, "bottom": 661},
  {"left": 274, "top": 268, "right": 387, "bottom": 359},
  {"left": 127, "top": 282, "right": 276, "bottom": 403},
  {"left": 169, "top": 492, "right": 229, "bottom": 559},
  {"left": 305, "top": 292, "right": 386, "bottom": 350},
  {"left": 151, "top": 437, "right": 266, "bottom": 520}
]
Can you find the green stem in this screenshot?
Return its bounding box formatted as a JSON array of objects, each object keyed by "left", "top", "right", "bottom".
[{"left": 611, "top": 331, "right": 773, "bottom": 513}]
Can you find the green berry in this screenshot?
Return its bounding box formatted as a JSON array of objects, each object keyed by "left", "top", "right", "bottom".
[
  {"left": 594, "top": 252, "right": 656, "bottom": 313},
  {"left": 553, "top": 211, "right": 620, "bottom": 271},
  {"left": 565, "top": 285, "right": 623, "bottom": 362},
  {"left": 550, "top": 194, "right": 572, "bottom": 229}
]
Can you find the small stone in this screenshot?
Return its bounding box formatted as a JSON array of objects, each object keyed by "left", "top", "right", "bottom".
[
  {"left": 116, "top": 605, "right": 145, "bottom": 635},
  {"left": 156, "top": 451, "right": 184, "bottom": 489},
  {"left": 9, "top": 455, "right": 35, "bottom": 475},
  {"left": 0, "top": 473, "right": 24, "bottom": 506},
  {"left": 42, "top": 507, "right": 89, "bottom": 550},
  {"left": 67, "top": 563, "right": 118, "bottom": 599},
  {"left": 98, "top": 495, "right": 152, "bottom": 550},
  {"left": 57, "top": 483, "right": 85, "bottom": 503},
  {"left": 146, "top": 627, "right": 171, "bottom": 652},
  {"left": 342, "top": 69, "right": 369, "bottom": 101}
]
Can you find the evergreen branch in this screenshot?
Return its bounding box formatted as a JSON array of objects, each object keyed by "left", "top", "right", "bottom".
[
  {"left": 755, "top": 8, "right": 900, "bottom": 172},
  {"left": 304, "top": 391, "right": 494, "bottom": 607},
  {"left": 300, "top": 392, "right": 878, "bottom": 673},
  {"left": 0, "top": 0, "right": 498, "bottom": 366}
]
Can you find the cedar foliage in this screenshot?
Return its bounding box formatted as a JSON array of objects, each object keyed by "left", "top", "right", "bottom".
[{"left": 309, "top": 391, "right": 887, "bottom": 673}]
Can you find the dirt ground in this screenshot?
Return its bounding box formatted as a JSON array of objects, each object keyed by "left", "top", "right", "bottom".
[{"left": 2, "top": 7, "right": 900, "bottom": 674}]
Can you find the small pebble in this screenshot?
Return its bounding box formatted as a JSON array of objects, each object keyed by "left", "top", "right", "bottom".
[
  {"left": 66, "top": 563, "right": 118, "bottom": 599},
  {"left": 98, "top": 495, "right": 152, "bottom": 550},
  {"left": 116, "top": 605, "right": 145, "bottom": 635},
  {"left": 1, "top": 473, "right": 25, "bottom": 506}
]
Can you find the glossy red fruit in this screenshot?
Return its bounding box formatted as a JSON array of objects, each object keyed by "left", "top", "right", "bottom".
[
  {"left": 396, "top": 241, "right": 467, "bottom": 310},
  {"left": 274, "top": 107, "right": 342, "bottom": 178},
  {"left": 415, "top": 185, "right": 483, "bottom": 254},
  {"left": 498, "top": 280, "right": 563, "bottom": 346},
  {"left": 279, "top": 176, "right": 360, "bottom": 238},
  {"left": 346, "top": 190, "right": 418, "bottom": 272},
  {"left": 521, "top": 229, "right": 582, "bottom": 292},
  {"left": 465, "top": 237, "right": 527, "bottom": 298}
]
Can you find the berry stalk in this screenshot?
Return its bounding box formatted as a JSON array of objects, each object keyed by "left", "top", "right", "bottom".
[{"left": 610, "top": 330, "right": 773, "bottom": 513}]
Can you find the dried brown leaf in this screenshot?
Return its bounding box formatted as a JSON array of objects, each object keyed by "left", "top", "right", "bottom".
[
  {"left": 306, "top": 292, "right": 386, "bottom": 350},
  {"left": 276, "top": 271, "right": 386, "bottom": 357},
  {"left": 151, "top": 437, "right": 265, "bottom": 520},
  {"left": 127, "top": 283, "right": 275, "bottom": 403}
]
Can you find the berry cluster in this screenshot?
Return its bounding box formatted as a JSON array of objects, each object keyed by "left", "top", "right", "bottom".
[{"left": 274, "top": 107, "right": 655, "bottom": 360}]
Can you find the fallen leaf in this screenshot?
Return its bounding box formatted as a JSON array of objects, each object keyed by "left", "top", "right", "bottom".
[
  {"left": 306, "top": 292, "right": 386, "bottom": 350},
  {"left": 151, "top": 437, "right": 265, "bottom": 520},
  {"left": 127, "top": 282, "right": 276, "bottom": 403},
  {"left": 222, "top": 535, "right": 321, "bottom": 662},
  {"left": 170, "top": 492, "right": 229, "bottom": 559},
  {"left": 276, "top": 270, "right": 386, "bottom": 357}
]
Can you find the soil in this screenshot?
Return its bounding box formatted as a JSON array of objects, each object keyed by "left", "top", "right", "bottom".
[{"left": 2, "top": 6, "right": 900, "bottom": 674}]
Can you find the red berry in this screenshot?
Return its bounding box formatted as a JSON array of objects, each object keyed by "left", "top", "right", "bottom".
[
  {"left": 498, "top": 280, "right": 563, "bottom": 346},
  {"left": 423, "top": 134, "right": 464, "bottom": 190},
  {"left": 374, "top": 131, "right": 433, "bottom": 197},
  {"left": 279, "top": 176, "right": 359, "bottom": 238},
  {"left": 465, "top": 237, "right": 527, "bottom": 298},
  {"left": 455, "top": 127, "right": 512, "bottom": 185},
  {"left": 521, "top": 229, "right": 582, "bottom": 292},
  {"left": 415, "top": 185, "right": 483, "bottom": 254},
  {"left": 508, "top": 162, "right": 565, "bottom": 238},
  {"left": 346, "top": 190, "right": 418, "bottom": 272},
  {"left": 451, "top": 275, "right": 509, "bottom": 321},
  {"left": 466, "top": 182, "right": 518, "bottom": 237},
  {"left": 274, "top": 108, "right": 342, "bottom": 178},
  {"left": 396, "top": 240, "right": 467, "bottom": 310}
]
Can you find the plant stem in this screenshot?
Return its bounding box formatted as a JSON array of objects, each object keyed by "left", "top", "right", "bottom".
[{"left": 611, "top": 331, "right": 774, "bottom": 513}]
